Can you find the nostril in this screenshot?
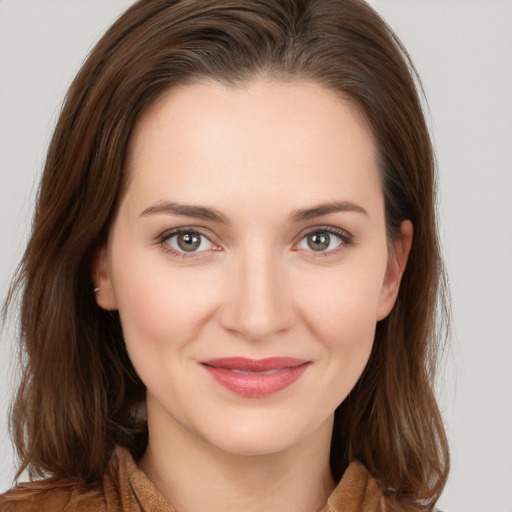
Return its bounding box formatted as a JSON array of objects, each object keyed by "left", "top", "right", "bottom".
[{"left": 215, "top": 253, "right": 293, "bottom": 341}]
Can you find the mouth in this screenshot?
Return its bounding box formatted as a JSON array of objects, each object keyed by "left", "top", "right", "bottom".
[{"left": 199, "top": 357, "right": 310, "bottom": 397}]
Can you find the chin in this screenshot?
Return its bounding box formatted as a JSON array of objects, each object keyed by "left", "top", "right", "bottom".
[
  {"left": 196, "top": 412, "right": 331, "bottom": 458},
  {"left": 208, "top": 430, "right": 300, "bottom": 457}
]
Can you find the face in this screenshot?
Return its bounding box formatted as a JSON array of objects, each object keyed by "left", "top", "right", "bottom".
[{"left": 95, "top": 80, "right": 411, "bottom": 457}]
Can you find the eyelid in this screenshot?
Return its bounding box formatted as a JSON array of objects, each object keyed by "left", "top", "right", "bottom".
[
  {"left": 156, "top": 224, "right": 354, "bottom": 260},
  {"left": 293, "top": 226, "right": 354, "bottom": 255},
  {"left": 157, "top": 227, "right": 221, "bottom": 258}
]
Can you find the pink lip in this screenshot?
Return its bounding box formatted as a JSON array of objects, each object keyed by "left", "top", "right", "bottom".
[{"left": 199, "top": 357, "right": 310, "bottom": 398}]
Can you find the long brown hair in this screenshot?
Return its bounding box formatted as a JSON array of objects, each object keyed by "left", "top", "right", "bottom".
[{"left": 4, "top": 0, "right": 449, "bottom": 509}]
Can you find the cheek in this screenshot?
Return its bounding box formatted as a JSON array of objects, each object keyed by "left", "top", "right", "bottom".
[
  {"left": 111, "top": 255, "right": 220, "bottom": 359},
  {"left": 299, "top": 264, "right": 383, "bottom": 338},
  {"left": 295, "top": 263, "right": 384, "bottom": 388}
]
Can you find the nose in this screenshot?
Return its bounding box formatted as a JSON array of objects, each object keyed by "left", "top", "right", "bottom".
[{"left": 217, "top": 246, "right": 293, "bottom": 342}]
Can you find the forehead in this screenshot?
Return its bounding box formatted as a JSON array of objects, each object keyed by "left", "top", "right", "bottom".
[{"left": 122, "top": 79, "right": 383, "bottom": 220}]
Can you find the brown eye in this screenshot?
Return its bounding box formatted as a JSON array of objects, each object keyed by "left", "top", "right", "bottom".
[
  {"left": 165, "top": 230, "right": 213, "bottom": 253},
  {"left": 177, "top": 232, "right": 202, "bottom": 252},
  {"left": 297, "top": 229, "right": 346, "bottom": 253},
  {"left": 307, "top": 232, "right": 330, "bottom": 251}
]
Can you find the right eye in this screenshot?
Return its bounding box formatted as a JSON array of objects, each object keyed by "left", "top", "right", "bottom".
[{"left": 162, "top": 229, "right": 215, "bottom": 254}]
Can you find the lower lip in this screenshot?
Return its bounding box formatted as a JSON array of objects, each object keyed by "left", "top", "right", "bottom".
[{"left": 201, "top": 363, "right": 310, "bottom": 398}]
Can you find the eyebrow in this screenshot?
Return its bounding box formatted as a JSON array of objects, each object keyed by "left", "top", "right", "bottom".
[
  {"left": 139, "top": 200, "right": 368, "bottom": 224},
  {"left": 140, "top": 201, "right": 231, "bottom": 224},
  {"left": 289, "top": 201, "right": 368, "bottom": 222}
]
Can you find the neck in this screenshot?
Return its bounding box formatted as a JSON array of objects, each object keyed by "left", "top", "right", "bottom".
[{"left": 138, "top": 407, "right": 336, "bottom": 512}]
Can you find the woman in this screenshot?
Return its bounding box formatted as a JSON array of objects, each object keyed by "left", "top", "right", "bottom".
[{"left": 1, "top": 0, "right": 449, "bottom": 511}]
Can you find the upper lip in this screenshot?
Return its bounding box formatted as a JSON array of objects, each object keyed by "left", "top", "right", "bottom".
[{"left": 200, "top": 357, "right": 309, "bottom": 372}]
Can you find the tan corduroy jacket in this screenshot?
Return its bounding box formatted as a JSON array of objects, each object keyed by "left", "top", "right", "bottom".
[{"left": 0, "top": 447, "right": 386, "bottom": 511}]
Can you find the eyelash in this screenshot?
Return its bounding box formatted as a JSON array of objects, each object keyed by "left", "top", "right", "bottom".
[
  {"left": 295, "top": 226, "right": 354, "bottom": 258},
  {"left": 156, "top": 226, "right": 354, "bottom": 260},
  {"left": 156, "top": 227, "right": 218, "bottom": 260}
]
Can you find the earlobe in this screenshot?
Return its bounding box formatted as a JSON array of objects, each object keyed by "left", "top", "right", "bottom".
[
  {"left": 92, "top": 246, "right": 118, "bottom": 311},
  {"left": 376, "top": 220, "right": 413, "bottom": 321}
]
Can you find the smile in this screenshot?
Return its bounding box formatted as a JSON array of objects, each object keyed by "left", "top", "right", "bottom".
[{"left": 199, "top": 357, "right": 311, "bottom": 398}]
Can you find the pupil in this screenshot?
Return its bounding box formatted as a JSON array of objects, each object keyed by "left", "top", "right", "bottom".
[
  {"left": 308, "top": 232, "right": 330, "bottom": 251},
  {"left": 178, "top": 232, "right": 201, "bottom": 252}
]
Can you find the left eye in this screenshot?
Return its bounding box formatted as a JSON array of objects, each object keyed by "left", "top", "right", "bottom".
[
  {"left": 297, "top": 230, "right": 344, "bottom": 252},
  {"left": 165, "top": 230, "right": 214, "bottom": 253}
]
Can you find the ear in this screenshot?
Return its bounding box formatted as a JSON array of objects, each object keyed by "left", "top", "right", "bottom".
[
  {"left": 92, "top": 246, "right": 118, "bottom": 311},
  {"left": 376, "top": 220, "right": 413, "bottom": 321}
]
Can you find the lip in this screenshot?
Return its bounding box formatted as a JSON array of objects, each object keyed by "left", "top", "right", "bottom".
[{"left": 199, "top": 357, "right": 310, "bottom": 398}]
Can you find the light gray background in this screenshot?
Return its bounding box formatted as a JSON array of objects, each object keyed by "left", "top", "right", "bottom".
[{"left": 1, "top": 1, "right": 511, "bottom": 511}]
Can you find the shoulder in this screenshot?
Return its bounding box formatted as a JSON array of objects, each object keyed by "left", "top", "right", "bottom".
[
  {"left": 0, "top": 446, "right": 147, "bottom": 512},
  {"left": 324, "top": 461, "right": 385, "bottom": 512},
  {"left": 0, "top": 482, "right": 107, "bottom": 512}
]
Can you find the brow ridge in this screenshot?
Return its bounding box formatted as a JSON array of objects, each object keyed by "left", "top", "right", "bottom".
[
  {"left": 140, "top": 200, "right": 367, "bottom": 224},
  {"left": 140, "top": 201, "right": 231, "bottom": 224},
  {"left": 289, "top": 201, "right": 368, "bottom": 222}
]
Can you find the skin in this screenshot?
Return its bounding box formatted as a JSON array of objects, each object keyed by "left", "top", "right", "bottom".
[{"left": 94, "top": 80, "right": 412, "bottom": 512}]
